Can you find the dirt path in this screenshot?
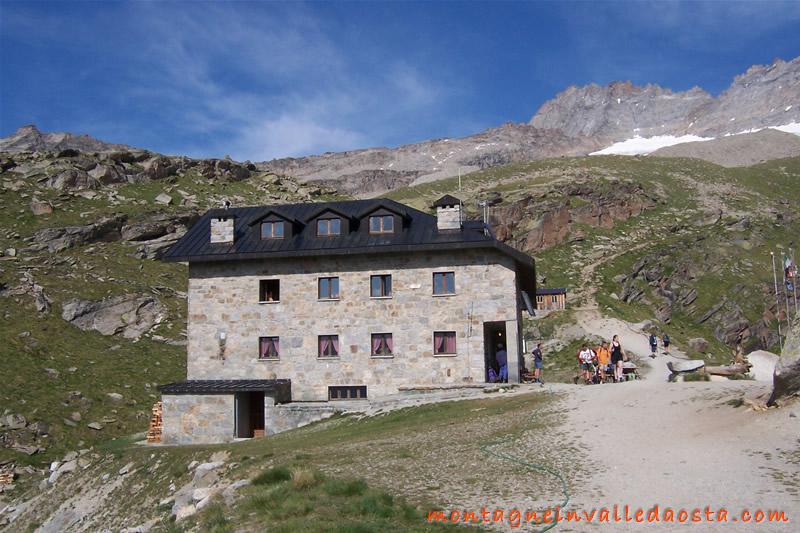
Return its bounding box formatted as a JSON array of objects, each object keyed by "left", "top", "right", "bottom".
[{"left": 545, "top": 312, "right": 800, "bottom": 532}]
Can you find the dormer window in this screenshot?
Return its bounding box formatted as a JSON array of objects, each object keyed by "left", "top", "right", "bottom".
[
  {"left": 317, "top": 218, "right": 341, "bottom": 236},
  {"left": 260, "top": 221, "right": 284, "bottom": 239},
  {"left": 369, "top": 215, "right": 393, "bottom": 234}
]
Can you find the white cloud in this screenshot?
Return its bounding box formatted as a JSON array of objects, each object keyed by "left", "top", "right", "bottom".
[{"left": 230, "top": 113, "right": 368, "bottom": 162}]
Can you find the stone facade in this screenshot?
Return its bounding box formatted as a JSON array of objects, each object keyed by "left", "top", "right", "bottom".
[
  {"left": 161, "top": 394, "right": 234, "bottom": 445},
  {"left": 186, "top": 248, "right": 523, "bottom": 401}
]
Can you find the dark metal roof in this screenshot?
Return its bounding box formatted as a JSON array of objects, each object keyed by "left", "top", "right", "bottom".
[
  {"left": 157, "top": 379, "right": 290, "bottom": 394},
  {"left": 433, "top": 194, "right": 460, "bottom": 207},
  {"left": 536, "top": 288, "right": 567, "bottom": 295},
  {"left": 161, "top": 198, "right": 536, "bottom": 293}
]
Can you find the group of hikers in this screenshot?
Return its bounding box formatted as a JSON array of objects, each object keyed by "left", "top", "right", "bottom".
[
  {"left": 573, "top": 335, "right": 631, "bottom": 385},
  {"left": 496, "top": 331, "right": 672, "bottom": 385}
]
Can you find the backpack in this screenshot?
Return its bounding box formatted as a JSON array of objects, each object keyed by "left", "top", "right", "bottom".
[
  {"left": 488, "top": 367, "right": 498, "bottom": 381},
  {"left": 663, "top": 334, "right": 670, "bottom": 343}
]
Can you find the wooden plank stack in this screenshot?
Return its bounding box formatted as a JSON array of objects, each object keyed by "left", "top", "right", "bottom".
[
  {"left": 146, "top": 402, "right": 162, "bottom": 443},
  {"left": 0, "top": 472, "right": 14, "bottom": 485}
]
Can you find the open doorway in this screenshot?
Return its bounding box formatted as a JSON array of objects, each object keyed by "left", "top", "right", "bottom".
[
  {"left": 235, "top": 391, "right": 265, "bottom": 438},
  {"left": 483, "top": 321, "right": 507, "bottom": 382}
]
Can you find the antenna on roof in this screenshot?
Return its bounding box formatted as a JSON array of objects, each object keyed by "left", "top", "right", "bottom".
[{"left": 221, "top": 199, "right": 231, "bottom": 210}]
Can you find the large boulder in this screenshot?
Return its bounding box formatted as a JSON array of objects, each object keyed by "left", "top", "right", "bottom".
[
  {"left": 768, "top": 316, "right": 800, "bottom": 405},
  {"left": 61, "top": 295, "right": 166, "bottom": 338}
]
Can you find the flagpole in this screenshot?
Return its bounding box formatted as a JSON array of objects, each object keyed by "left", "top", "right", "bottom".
[
  {"left": 791, "top": 247, "right": 798, "bottom": 315},
  {"left": 782, "top": 252, "right": 792, "bottom": 321},
  {"left": 771, "top": 252, "right": 783, "bottom": 351}
]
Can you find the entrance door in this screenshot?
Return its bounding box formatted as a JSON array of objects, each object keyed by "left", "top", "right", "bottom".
[
  {"left": 235, "top": 392, "right": 265, "bottom": 438},
  {"left": 483, "top": 321, "right": 507, "bottom": 382}
]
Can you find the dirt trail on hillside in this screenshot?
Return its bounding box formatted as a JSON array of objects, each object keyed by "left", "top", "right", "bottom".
[{"left": 532, "top": 311, "right": 800, "bottom": 532}]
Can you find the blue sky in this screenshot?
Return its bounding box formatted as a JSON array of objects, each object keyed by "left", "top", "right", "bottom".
[{"left": 2, "top": 1, "right": 799, "bottom": 162}]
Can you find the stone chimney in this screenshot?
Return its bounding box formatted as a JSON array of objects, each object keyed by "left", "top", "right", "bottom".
[
  {"left": 433, "top": 195, "right": 462, "bottom": 231},
  {"left": 210, "top": 214, "right": 235, "bottom": 244}
]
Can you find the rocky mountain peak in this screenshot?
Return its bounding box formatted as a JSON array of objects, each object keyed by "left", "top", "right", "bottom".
[
  {"left": 0, "top": 125, "right": 130, "bottom": 154},
  {"left": 530, "top": 55, "right": 800, "bottom": 143}
]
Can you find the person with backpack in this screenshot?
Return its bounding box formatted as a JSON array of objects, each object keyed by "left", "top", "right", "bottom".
[
  {"left": 662, "top": 333, "right": 670, "bottom": 355},
  {"left": 649, "top": 333, "right": 658, "bottom": 358}
]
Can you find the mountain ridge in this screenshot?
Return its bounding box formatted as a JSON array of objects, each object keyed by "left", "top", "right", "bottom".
[{"left": 3, "top": 56, "right": 799, "bottom": 197}]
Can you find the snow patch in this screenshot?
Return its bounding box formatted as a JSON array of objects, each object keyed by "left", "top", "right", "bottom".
[
  {"left": 590, "top": 134, "right": 713, "bottom": 156},
  {"left": 771, "top": 123, "right": 800, "bottom": 136},
  {"left": 786, "top": 105, "right": 793, "bottom": 111}
]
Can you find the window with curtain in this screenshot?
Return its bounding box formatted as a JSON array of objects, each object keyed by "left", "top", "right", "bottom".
[
  {"left": 433, "top": 272, "right": 455, "bottom": 295},
  {"left": 433, "top": 331, "right": 456, "bottom": 354},
  {"left": 371, "top": 333, "right": 393, "bottom": 356},
  {"left": 370, "top": 274, "right": 392, "bottom": 297},
  {"left": 259, "top": 336, "right": 279, "bottom": 359},
  {"left": 318, "top": 277, "right": 340, "bottom": 299},
  {"left": 319, "top": 335, "right": 339, "bottom": 357}
]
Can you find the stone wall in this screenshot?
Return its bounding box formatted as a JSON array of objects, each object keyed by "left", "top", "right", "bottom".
[
  {"left": 161, "top": 394, "right": 234, "bottom": 445},
  {"left": 436, "top": 206, "right": 461, "bottom": 230},
  {"left": 186, "top": 249, "right": 523, "bottom": 400}
]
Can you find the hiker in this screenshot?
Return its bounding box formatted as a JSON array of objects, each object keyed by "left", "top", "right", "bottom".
[
  {"left": 662, "top": 333, "right": 670, "bottom": 355},
  {"left": 578, "top": 344, "right": 595, "bottom": 385},
  {"left": 496, "top": 344, "right": 508, "bottom": 383},
  {"left": 649, "top": 333, "right": 658, "bottom": 358},
  {"left": 596, "top": 341, "right": 611, "bottom": 383},
  {"left": 610, "top": 335, "right": 627, "bottom": 382},
  {"left": 532, "top": 343, "right": 544, "bottom": 384}
]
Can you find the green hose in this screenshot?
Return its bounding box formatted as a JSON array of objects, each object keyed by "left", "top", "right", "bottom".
[{"left": 480, "top": 388, "right": 569, "bottom": 532}]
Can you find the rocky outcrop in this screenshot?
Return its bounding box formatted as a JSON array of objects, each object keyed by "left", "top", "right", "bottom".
[
  {"left": 31, "top": 211, "right": 199, "bottom": 256},
  {"left": 1, "top": 148, "right": 255, "bottom": 194},
  {"left": 491, "top": 182, "right": 658, "bottom": 253},
  {"left": 768, "top": 316, "right": 800, "bottom": 406},
  {"left": 61, "top": 295, "right": 166, "bottom": 338}
]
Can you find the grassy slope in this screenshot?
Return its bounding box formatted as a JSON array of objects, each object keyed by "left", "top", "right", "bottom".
[{"left": 13, "top": 392, "right": 557, "bottom": 532}]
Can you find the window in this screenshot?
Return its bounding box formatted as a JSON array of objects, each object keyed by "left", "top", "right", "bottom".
[
  {"left": 259, "top": 279, "right": 280, "bottom": 302},
  {"left": 371, "top": 333, "right": 393, "bottom": 356},
  {"left": 318, "top": 277, "right": 340, "bottom": 299},
  {"left": 551, "top": 295, "right": 558, "bottom": 303},
  {"left": 536, "top": 295, "right": 544, "bottom": 304},
  {"left": 369, "top": 215, "right": 393, "bottom": 234},
  {"left": 434, "top": 331, "right": 456, "bottom": 355},
  {"left": 370, "top": 274, "right": 392, "bottom": 297},
  {"left": 433, "top": 272, "right": 455, "bottom": 295},
  {"left": 329, "top": 385, "right": 367, "bottom": 400},
  {"left": 317, "top": 218, "right": 341, "bottom": 236},
  {"left": 259, "top": 337, "right": 279, "bottom": 359},
  {"left": 260, "top": 221, "right": 284, "bottom": 239},
  {"left": 319, "top": 335, "right": 339, "bottom": 357}
]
